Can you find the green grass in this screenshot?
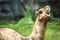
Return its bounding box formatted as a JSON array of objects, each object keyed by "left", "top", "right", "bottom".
[
  {"left": 45, "top": 22, "right": 60, "bottom": 40},
  {"left": 0, "top": 20, "right": 60, "bottom": 40},
  {"left": 0, "top": 20, "right": 33, "bottom": 36}
]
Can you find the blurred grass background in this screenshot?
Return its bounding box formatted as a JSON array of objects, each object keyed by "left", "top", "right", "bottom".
[{"left": 0, "top": 9, "right": 60, "bottom": 40}]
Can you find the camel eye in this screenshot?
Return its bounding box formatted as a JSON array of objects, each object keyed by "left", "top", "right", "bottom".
[
  {"left": 39, "top": 11, "right": 42, "bottom": 14},
  {"left": 47, "top": 13, "right": 49, "bottom": 15},
  {"left": 46, "top": 10, "right": 50, "bottom": 15}
]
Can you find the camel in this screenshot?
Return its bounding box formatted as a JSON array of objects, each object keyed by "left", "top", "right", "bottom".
[{"left": 0, "top": 5, "right": 51, "bottom": 40}]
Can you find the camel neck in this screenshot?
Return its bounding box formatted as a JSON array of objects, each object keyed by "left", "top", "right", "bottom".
[{"left": 30, "top": 18, "right": 48, "bottom": 40}]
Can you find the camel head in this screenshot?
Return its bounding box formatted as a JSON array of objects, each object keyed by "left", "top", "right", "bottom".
[{"left": 35, "top": 5, "right": 51, "bottom": 21}]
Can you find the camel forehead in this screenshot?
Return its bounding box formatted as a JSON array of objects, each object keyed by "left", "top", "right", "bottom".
[{"left": 39, "top": 8, "right": 44, "bottom": 11}]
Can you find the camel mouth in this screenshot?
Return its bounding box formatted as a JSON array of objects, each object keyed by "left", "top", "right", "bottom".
[{"left": 39, "top": 15, "right": 50, "bottom": 21}]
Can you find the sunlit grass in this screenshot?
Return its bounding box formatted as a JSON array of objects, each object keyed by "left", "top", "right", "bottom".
[
  {"left": 45, "top": 22, "right": 60, "bottom": 40},
  {"left": 0, "top": 20, "right": 60, "bottom": 40}
]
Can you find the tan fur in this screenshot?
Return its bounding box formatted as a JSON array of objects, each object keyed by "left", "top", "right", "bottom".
[{"left": 0, "top": 5, "right": 51, "bottom": 40}]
